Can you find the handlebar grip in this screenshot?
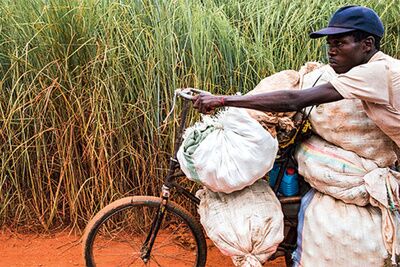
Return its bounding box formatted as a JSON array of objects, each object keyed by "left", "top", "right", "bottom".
[
  {"left": 189, "top": 88, "right": 211, "bottom": 95},
  {"left": 176, "top": 88, "right": 211, "bottom": 100},
  {"left": 178, "top": 89, "right": 195, "bottom": 100}
]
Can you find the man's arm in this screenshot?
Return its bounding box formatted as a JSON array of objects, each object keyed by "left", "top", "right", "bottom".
[{"left": 193, "top": 82, "right": 344, "bottom": 113}]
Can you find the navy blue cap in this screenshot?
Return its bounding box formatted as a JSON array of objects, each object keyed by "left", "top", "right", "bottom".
[{"left": 310, "top": 6, "right": 384, "bottom": 38}]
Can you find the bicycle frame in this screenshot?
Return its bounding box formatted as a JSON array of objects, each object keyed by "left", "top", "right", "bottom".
[
  {"left": 140, "top": 98, "right": 198, "bottom": 262},
  {"left": 140, "top": 93, "right": 305, "bottom": 264}
]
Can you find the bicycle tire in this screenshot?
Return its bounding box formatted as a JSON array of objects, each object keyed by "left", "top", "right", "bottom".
[{"left": 83, "top": 196, "right": 207, "bottom": 267}]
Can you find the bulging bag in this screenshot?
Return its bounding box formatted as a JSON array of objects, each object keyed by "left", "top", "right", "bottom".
[
  {"left": 295, "top": 135, "right": 376, "bottom": 206},
  {"left": 296, "top": 136, "right": 400, "bottom": 264},
  {"left": 308, "top": 98, "right": 398, "bottom": 167},
  {"left": 245, "top": 62, "right": 322, "bottom": 142},
  {"left": 197, "top": 180, "right": 284, "bottom": 267},
  {"left": 301, "top": 65, "right": 398, "bottom": 167},
  {"left": 293, "top": 189, "right": 399, "bottom": 267},
  {"left": 177, "top": 107, "right": 278, "bottom": 193},
  {"left": 296, "top": 136, "right": 400, "bottom": 206}
]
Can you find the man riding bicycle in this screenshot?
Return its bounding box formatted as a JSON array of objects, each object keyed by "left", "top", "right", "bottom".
[{"left": 192, "top": 5, "right": 400, "bottom": 266}]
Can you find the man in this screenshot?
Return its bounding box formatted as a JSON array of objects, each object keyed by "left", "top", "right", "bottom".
[{"left": 192, "top": 5, "right": 400, "bottom": 149}]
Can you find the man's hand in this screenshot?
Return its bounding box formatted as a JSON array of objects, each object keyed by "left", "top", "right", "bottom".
[{"left": 192, "top": 93, "right": 225, "bottom": 114}]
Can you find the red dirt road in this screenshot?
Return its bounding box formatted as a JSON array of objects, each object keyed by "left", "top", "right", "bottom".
[{"left": 0, "top": 230, "right": 285, "bottom": 267}]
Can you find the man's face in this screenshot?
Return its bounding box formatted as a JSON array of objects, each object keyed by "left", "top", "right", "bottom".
[{"left": 326, "top": 34, "right": 367, "bottom": 74}]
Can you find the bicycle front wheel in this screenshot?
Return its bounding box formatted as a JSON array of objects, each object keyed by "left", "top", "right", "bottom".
[{"left": 83, "top": 196, "right": 207, "bottom": 267}]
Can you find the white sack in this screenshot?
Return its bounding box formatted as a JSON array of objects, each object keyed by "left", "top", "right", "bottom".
[
  {"left": 296, "top": 136, "right": 400, "bottom": 206},
  {"left": 177, "top": 107, "right": 278, "bottom": 193},
  {"left": 301, "top": 65, "right": 398, "bottom": 167},
  {"left": 293, "top": 189, "right": 400, "bottom": 267},
  {"left": 295, "top": 135, "right": 376, "bottom": 206},
  {"left": 197, "top": 180, "right": 284, "bottom": 266},
  {"left": 245, "top": 62, "right": 322, "bottom": 141},
  {"left": 295, "top": 136, "right": 400, "bottom": 262}
]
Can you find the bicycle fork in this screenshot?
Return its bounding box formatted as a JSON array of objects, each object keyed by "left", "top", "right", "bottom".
[
  {"left": 140, "top": 185, "right": 171, "bottom": 263},
  {"left": 140, "top": 96, "right": 190, "bottom": 262}
]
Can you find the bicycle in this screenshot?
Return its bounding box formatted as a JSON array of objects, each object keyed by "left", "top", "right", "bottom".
[{"left": 82, "top": 88, "right": 310, "bottom": 267}]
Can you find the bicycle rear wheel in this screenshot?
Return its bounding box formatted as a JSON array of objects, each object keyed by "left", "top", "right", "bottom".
[{"left": 83, "top": 196, "right": 207, "bottom": 267}]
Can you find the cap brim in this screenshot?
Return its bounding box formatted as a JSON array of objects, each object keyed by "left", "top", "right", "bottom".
[{"left": 309, "top": 27, "right": 355, "bottom": 38}]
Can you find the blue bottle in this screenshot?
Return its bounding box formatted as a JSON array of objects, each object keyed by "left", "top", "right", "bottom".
[{"left": 280, "top": 167, "right": 299, "bottom": 196}]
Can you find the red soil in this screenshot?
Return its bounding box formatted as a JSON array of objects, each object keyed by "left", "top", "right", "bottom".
[{"left": 0, "top": 229, "right": 285, "bottom": 267}]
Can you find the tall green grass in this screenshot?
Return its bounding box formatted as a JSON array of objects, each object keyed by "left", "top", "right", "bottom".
[{"left": 0, "top": 0, "right": 399, "bottom": 231}]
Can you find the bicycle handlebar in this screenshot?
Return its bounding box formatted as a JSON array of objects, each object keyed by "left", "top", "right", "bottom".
[{"left": 176, "top": 88, "right": 211, "bottom": 100}]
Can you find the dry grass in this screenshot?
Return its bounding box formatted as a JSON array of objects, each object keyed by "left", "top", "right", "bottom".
[{"left": 0, "top": 0, "right": 399, "bottom": 231}]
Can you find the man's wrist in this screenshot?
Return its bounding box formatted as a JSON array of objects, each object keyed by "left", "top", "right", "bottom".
[{"left": 218, "top": 96, "right": 225, "bottom": 106}]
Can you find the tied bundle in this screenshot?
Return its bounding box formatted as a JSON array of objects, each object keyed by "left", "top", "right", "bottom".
[
  {"left": 245, "top": 62, "right": 321, "bottom": 145},
  {"left": 177, "top": 107, "right": 278, "bottom": 193}
]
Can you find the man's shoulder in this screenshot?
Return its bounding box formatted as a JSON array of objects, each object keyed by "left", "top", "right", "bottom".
[
  {"left": 369, "top": 51, "right": 400, "bottom": 70},
  {"left": 350, "top": 52, "right": 400, "bottom": 80}
]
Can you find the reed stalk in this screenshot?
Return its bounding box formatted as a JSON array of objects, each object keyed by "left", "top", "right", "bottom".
[{"left": 0, "top": 0, "right": 398, "bottom": 231}]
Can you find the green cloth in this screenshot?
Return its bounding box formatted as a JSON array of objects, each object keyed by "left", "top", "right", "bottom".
[{"left": 181, "top": 125, "right": 215, "bottom": 182}]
